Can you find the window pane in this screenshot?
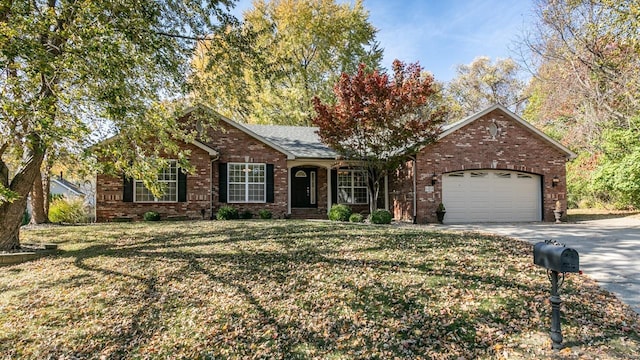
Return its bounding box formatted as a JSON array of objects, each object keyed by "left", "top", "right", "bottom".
[
  {"left": 228, "top": 183, "right": 246, "bottom": 202},
  {"left": 248, "top": 184, "right": 265, "bottom": 202},
  {"left": 135, "top": 182, "right": 154, "bottom": 202},
  {"left": 338, "top": 171, "right": 352, "bottom": 186},
  {"left": 159, "top": 182, "right": 177, "bottom": 202},
  {"left": 354, "top": 188, "right": 368, "bottom": 204},
  {"left": 247, "top": 164, "right": 265, "bottom": 183},
  {"left": 229, "top": 164, "right": 245, "bottom": 183},
  {"left": 353, "top": 171, "right": 367, "bottom": 187}
]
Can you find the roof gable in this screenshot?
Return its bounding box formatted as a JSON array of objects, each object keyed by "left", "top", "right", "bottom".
[{"left": 439, "top": 104, "right": 577, "bottom": 159}]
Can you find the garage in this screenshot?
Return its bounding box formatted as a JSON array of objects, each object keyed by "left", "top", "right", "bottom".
[{"left": 442, "top": 170, "right": 542, "bottom": 223}]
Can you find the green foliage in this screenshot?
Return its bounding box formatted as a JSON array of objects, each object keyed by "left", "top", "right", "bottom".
[
  {"left": 240, "top": 210, "right": 253, "bottom": 219},
  {"left": 48, "top": 199, "right": 88, "bottom": 224},
  {"left": 143, "top": 211, "right": 161, "bottom": 222},
  {"left": 328, "top": 204, "right": 352, "bottom": 222},
  {"left": 369, "top": 209, "right": 392, "bottom": 224},
  {"left": 437, "top": 203, "right": 446, "bottom": 212},
  {"left": 21, "top": 210, "right": 31, "bottom": 226},
  {"left": 590, "top": 118, "right": 640, "bottom": 208},
  {"left": 258, "top": 209, "right": 273, "bottom": 219},
  {"left": 191, "top": 0, "right": 382, "bottom": 125},
  {"left": 216, "top": 206, "right": 239, "bottom": 220},
  {"left": 0, "top": 0, "right": 234, "bottom": 249},
  {"left": 348, "top": 213, "right": 365, "bottom": 223},
  {"left": 0, "top": 184, "right": 19, "bottom": 205}
]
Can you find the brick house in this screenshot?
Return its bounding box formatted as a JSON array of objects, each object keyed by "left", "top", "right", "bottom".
[{"left": 95, "top": 104, "right": 575, "bottom": 223}]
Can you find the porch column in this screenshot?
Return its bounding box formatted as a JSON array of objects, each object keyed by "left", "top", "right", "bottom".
[
  {"left": 384, "top": 174, "right": 389, "bottom": 211},
  {"left": 326, "top": 165, "right": 332, "bottom": 214}
]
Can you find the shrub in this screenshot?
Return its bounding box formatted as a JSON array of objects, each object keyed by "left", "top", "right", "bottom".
[
  {"left": 370, "top": 209, "right": 392, "bottom": 224},
  {"left": 240, "top": 210, "right": 253, "bottom": 219},
  {"left": 216, "top": 206, "right": 239, "bottom": 220},
  {"left": 49, "top": 198, "right": 88, "bottom": 224},
  {"left": 349, "top": 213, "right": 365, "bottom": 223},
  {"left": 258, "top": 209, "right": 272, "bottom": 219},
  {"left": 21, "top": 210, "right": 31, "bottom": 226},
  {"left": 328, "top": 204, "right": 352, "bottom": 222},
  {"left": 143, "top": 211, "right": 161, "bottom": 221}
]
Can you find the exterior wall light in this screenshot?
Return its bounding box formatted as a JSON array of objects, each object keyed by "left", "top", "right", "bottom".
[
  {"left": 431, "top": 173, "right": 437, "bottom": 186},
  {"left": 552, "top": 176, "right": 560, "bottom": 187}
]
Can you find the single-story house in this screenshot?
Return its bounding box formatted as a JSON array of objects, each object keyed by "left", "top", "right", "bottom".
[{"left": 95, "top": 104, "right": 576, "bottom": 223}]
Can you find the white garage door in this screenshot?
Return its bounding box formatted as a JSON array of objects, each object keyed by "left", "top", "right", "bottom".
[{"left": 442, "top": 170, "right": 542, "bottom": 223}]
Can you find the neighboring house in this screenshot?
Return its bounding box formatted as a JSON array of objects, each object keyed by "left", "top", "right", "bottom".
[
  {"left": 95, "top": 104, "right": 576, "bottom": 223},
  {"left": 50, "top": 176, "right": 86, "bottom": 201}
]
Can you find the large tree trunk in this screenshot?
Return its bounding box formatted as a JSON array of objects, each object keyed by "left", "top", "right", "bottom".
[
  {"left": 0, "top": 150, "right": 46, "bottom": 251},
  {"left": 30, "top": 167, "right": 49, "bottom": 224}
]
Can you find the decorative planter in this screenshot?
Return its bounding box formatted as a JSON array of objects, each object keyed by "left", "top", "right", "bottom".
[{"left": 553, "top": 210, "right": 564, "bottom": 223}]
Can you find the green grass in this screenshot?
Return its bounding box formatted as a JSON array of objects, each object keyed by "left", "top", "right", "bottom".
[{"left": 2, "top": 220, "right": 639, "bottom": 359}]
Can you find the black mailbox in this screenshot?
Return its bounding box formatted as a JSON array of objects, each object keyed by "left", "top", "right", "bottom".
[{"left": 533, "top": 241, "right": 579, "bottom": 273}]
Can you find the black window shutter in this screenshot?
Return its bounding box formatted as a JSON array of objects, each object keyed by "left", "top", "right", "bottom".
[
  {"left": 331, "top": 169, "right": 337, "bottom": 205},
  {"left": 266, "top": 164, "right": 274, "bottom": 203},
  {"left": 123, "top": 175, "right": 133, "bottom": 202},
  {"left": 178, "top": 169, "right": 187, "bottom": 202},
  {"left": 218, "top": 162, "right": 227, "bottom": 203}
]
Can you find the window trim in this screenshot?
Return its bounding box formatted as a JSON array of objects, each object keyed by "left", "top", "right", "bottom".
[
  {"left": 227, "top": 162, "right": 267, "bottom": 203},
  {"left": 337, "top": 169, "right": 369, "bottom": 205},
  {"left": 133, "top": 160, "right": 179, "bottom": 203}
]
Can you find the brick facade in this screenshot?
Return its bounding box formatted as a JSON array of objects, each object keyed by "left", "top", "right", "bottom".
[
  {"left": 204, "top": 121, "right": 289, "bottom": 218},
  {"left": 390, "top": 108, "right": 570, "bottom": 223},
  {"left": 96, "top": 106, "right": 572, "bottom": 224},
  {"left": 96, "top": 142, "right": 213, "bottom": 222}
]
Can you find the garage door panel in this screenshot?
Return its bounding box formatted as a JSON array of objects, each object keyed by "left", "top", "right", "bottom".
[{"left": 442, "top": 170, "right": 541, "bottom": 223}]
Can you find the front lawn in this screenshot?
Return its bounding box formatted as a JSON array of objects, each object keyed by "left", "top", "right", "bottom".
[{"left": 1, "top": 221, "right": 639, "bottom": 359}]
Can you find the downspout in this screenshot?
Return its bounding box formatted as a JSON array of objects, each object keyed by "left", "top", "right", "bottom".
[{"left": 409, "top": 155, "right": 417, "bottom": 224}]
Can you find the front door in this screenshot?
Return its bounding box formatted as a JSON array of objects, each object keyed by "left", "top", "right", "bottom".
[{"left": 291, "top": 167, "right": 317, "bottom": 208}]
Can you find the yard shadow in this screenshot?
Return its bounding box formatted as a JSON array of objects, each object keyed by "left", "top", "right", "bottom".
[{"left": 16, "top": 221, "right": 640, "bottom": 358}]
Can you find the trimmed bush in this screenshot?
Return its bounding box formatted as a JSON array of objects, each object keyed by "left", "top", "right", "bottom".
[
  {"left": 143, "top": 211, "right": 161, "bottom": 221},
  {"left": 49, "top": 198, "right": 88, "bottom": 224},
  {"left": 216, "top": 206, "right": 239, "bottom": 220},
  {"left": 370, "top": 209, "right": 392, "bottom": 224},
  {"left": 349, "top": 213, "right": 365, "bottom": 223},
  {"left": 240, "top": 210, "right": 253, "bottom": 219},
  {"left": 258, "top": 209, "right": 272, "bottom": 219},
  {"left": 328, "top": 204, "right": 352, "bottom": 222}
]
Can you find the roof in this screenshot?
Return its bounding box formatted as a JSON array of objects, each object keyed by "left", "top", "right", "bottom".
[
  {"left": 243, "top": 124, "right": 337, "bottom": 159},
  {"left": 51, "top": 177, "right": 85, "bottom": 196},
  {"left": 439, "top": 104, "right": 577, "bottom": 159}
]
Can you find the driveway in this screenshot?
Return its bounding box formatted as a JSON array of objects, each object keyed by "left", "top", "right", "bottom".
[{"left": 444, "top": 216, "right": 640, "bottom": 314}]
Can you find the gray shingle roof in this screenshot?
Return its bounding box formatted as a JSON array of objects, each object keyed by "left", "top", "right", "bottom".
[{"left": 243, "top": 124, "right": 337, "bottom": 159}]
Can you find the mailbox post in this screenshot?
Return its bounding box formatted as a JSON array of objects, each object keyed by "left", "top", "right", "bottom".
[{"left": 533, "top": 240, "right": 579, "bottom": 350}]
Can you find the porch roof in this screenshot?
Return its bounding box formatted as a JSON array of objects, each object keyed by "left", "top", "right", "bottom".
[{"left": 243, "top": 124, "right": 337, "bottom": 159}]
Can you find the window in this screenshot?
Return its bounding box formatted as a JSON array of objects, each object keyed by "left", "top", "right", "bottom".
[
  {"left": 337, "top": 169, "right": 368, "bottom": 204},
  {"left": 134, "top": 161, "right": 178, "bottom": 202},
  {"left": 228, "top": 163, "right": 266, "bottom": 203}
]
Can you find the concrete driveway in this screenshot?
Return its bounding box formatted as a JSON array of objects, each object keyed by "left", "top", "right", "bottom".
[{"left": 445, "top": 216, "right": 640, "bottom": 314}]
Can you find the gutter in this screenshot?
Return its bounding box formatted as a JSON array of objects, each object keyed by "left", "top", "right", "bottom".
[{"left": 409, "top": 155, "right": 417, "bottom": 224}]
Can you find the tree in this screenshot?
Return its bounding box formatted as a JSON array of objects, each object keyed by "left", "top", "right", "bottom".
[
  {"left": 0, "top": 0, "right": 235, "bottom": 250},
  {"left": 312, "top": 60, "right": 448, "bottom": 213},
  {"left": 446, "top": 56, "right": 525, "bottom": 121},
  {"left": 520, "top": 0, "right": 640, "bottom": 208},
  {"left": 191, "top": 0, "right": 382, "bottom": 125}
]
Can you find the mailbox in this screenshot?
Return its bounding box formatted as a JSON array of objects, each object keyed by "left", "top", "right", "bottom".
[{"left": 533, "top": 241, "right": 579, "bottom": 273}]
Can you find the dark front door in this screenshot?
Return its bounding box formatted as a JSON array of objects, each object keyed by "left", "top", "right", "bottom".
[{"left": 291, "top": 167, "right": 316, "bottom": 208}]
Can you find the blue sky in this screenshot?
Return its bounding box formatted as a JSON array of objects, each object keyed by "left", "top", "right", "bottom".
[{"left": 230, "top": 0, "right": 534, "bottom": 82}]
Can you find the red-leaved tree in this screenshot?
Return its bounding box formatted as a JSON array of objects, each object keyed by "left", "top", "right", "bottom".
[{"left": 312, "top": 60, "right": 448, "bottom": 213}]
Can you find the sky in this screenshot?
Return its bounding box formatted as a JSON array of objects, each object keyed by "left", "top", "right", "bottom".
[
  {"left": 363, "top": 0, "right": 535, "bottom": 81},
  {"left": 230, "top": 0, "right": 536, "bottom": 82}
]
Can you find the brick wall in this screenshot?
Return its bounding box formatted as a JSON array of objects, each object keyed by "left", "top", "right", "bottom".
[
  {"left": 391, "top": 108, "right": 570, "bottom": 223},
  {"left": 203, "top": 121, "right": 289, "bottom": 218},
  {"left": 96, "top": 142, "right": 212, "bottom": 222}
]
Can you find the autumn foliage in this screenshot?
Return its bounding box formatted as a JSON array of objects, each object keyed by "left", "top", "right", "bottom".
[{"left": 312, "top": 60, "right": 447, "bottom": 211}]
